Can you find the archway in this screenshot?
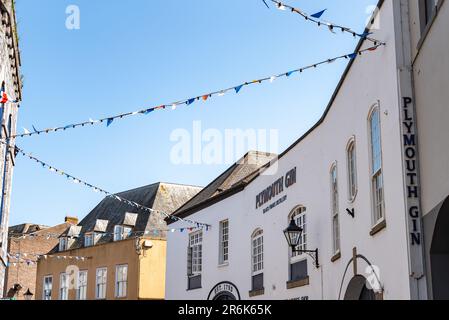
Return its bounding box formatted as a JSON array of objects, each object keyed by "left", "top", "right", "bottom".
[
  {"left": 344, "top": 275, "right": 376, "bottom": 300},
  {"left": 429, "top": 196, "right": 449, "bottom": 299},
  {"left": 213, "top": 292, "right": 237, "bottom": 301}
]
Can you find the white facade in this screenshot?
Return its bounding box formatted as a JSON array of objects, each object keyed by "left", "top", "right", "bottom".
[{"left": 166, "top": 0, "right": 448, "bottom": 300}]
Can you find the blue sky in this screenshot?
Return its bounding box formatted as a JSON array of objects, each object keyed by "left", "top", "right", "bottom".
[{"left": 10, "top": 0, "right": 377, "bottom": 227}]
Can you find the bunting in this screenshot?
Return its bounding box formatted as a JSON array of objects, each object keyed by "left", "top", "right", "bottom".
[
  {"left": 267, "top": 1, "right": 384, "bottom": 45},
  {"left": 13, "top": 44, "right": 384, "bottom": 139}
]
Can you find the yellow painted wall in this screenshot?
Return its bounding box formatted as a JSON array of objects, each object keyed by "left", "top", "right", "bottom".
[
  {"left": 35, "top": 237, "right": 166, "bottom": 300},
  {"left": 138, "top": 239, "right": 166, "bottom": 300}
]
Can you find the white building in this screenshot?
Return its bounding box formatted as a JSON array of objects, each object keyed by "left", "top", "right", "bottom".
[{"left": 166, "top": 0, "right": 448, "bottom": 300}]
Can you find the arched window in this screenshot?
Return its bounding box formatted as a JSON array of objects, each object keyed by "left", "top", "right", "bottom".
[
  {"left": 369, "top": 105, "right": 385, "bottom": 225},
  {"left": 251, "top": 229, "right": 264, "bottom": 292},
  {"left": 288, "top": 206, "right": 309, "bottom": 284},
  {"left": 330, "top": 163, "right": 340, "bottom": 255},
  {"left": 347, "top": 138, "right": 358, "bottom": 201},
  {"left": 289, "top": 206, "right": 307, "bottom": 256}
]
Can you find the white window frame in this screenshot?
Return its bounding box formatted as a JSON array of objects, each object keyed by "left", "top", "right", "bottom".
[
  {"left": 84, "top": 233, "right": 94, "bottom": 247},
  {"left": 189, "top": 231, "right": 203, "bottom": 275},
  {"left": 346, "top": 137, "right": 358, "bottom": 202},
  {"left": 330, "top": 163, "right": 341, "bottom": 255},
  {"left": 251, "top": 229, "right": 264, "bottom": 276},
  {"left": 368, "top": 105, "right": 386, "bottom": 226},
  {"left": 114, "top": 225, "right": 132, "bottom": 242},
  {"left": 218, "top": 220, "right": 229, "bottom": 265},
  {"left": 289, "top": 206, "right": 307, "bottom": 262},
  {"left": 95, "top": 267, "right": 107, "bottom": 300},
  {"left": 59, "top": 273, "right": 69, "bottom": 300},
  {"left": 59, "top": 237, "right": 68, "bottom": 252},
  {"left": 115, "top": 264, "right": 128, "bottom": 298},
  {"left": 77, "top": 270, "right": 88, "bottom": 300},
  {"left": 43, "top": 275, "right": 53, "bottom": 300}
]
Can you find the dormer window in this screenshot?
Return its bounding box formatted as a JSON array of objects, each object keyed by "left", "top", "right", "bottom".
[
  {"left": 85, "top": 232, "right": 102, "bottom": 247},
  {"left": 59, "top": 237, "right": 69, "bottom": 252},
  {"left": 114, "top": 225, "right": 132, "bottom": 242}
]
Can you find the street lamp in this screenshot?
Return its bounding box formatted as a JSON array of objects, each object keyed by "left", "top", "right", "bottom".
[
  {"left": 23, "top": 289, "right": 33, "bottom": 301},
  {"left": 283, "top": 218, "right": 320, "bottom": 268}
]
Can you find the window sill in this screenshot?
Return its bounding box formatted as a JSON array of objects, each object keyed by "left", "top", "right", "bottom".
[
  {"left": 218, "top": 262, "right": 229, "bottom": 268},
  {"left": 331, "top": 251, "right": 341, "bottom": 263},
  {"left": 187, "top": 287, "right": 202, "bottom": 291},
  {"left": 286, "top": 277, "right": 310, "bottom": 290},
  {"left": 249, "top": 288, "right": 265, "bottom": 298},
  {"left": 370, "top": 219, "right": 387, "bottom": 237}
]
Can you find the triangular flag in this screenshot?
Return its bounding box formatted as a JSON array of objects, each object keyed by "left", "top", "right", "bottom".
[
  {"left": 23, "top": 128, "right": 30, "bottom": 135},
  {"left": 311, "top": 9, "right": 327, "bottom": 19},
  {"left": 186, "top": 98, "right": 195, "bottom": 106},
  {"left": 358, "top": 31, "right": 373, "bottom": 39},
  {"left": 106, "top": 118, "right": 114, "bottom": 127},
  {"left": 0, "top": 91, "right": 8, "bottom": 104},
  {"left": 234, "top": 85, "right": 244, "bottom": 94},
  {"left": 32, "top": 125, "right": 39, "bottom": 133},
  {"left": 286, "top": 71, "right": 296, "bottom": 77},
  {"left": 143, "top": 108, "right": 154, "bottom": 115},
  {"left": 202, "top": 95, "right": 209, "bottom": 101},
  {"left": 348, "top": 53, "right": 358, "bottom": 60}
]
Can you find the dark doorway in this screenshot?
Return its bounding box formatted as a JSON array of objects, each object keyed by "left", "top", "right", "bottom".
[
  {"left": 213, "top": 292, "right": 237, "bottom": 301},
  {"left": 430, "top": 197, "right": 449, "bottom": 299},
  {"left": 344, "top": 275, "right": 376, "bottom": 300}
]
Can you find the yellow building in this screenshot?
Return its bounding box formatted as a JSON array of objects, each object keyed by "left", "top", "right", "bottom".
[{"left": 35, "top": 182, "right": 201, "bottom": 300}]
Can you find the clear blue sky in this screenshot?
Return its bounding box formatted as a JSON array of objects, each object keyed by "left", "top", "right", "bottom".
[{"left": 10, "top": 0, "right": 377, "bottom": 227}]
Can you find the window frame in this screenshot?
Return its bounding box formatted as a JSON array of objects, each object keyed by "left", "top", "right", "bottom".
[
  {"left": 330, "top": 163, "right": 341, "bottom": 255},
  {"left": 368, "top": 105, "right": 386, "bottom": 226},
  {"left": 59, "top": 237, "right": 68, "bottom": 252},
  {"left": 189, "top": 231, "right": 203, "bottom": 276},
  {"left": 346, "top": 137, "right": 358, "bottom": 202},
  {"left": 95, "top": 267, "right": 108, "bottom": 300},
  {"left": 43, "top": 275, "right": 53, "bottom": 300},
  {"left": 115, "top": 264, "right": 128, "bottom": 298},
  {"left": 251, "top": 229, "right": 264, "bottom": 276},
  {"left": 218, "top": 219, "right": 229, "bottom": 266},
  {"left": 77, "top": 270, "right": 88, "bottom": 300},
  {"left": 59, "top": 272, "right": 69, "bottom": 300},
  {"left": 84, "top": 233, "right": 94, "bottom": 247},
  {"left": 114, "top": 225, "right": 132, "bottom": 242}
]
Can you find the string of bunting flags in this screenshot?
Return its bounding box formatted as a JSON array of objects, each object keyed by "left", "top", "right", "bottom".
[
  {"left": 13, "top": 43, "right": 384, "bottom": 139},
  {"left": 0, "top": 140, "right": 211, "bottom": 230},
  {"left": 6, "top": 252, "right": 90, "bottom": 267},
  {"left": 266, "top": 0, "right": 384, "bottom": 45}
]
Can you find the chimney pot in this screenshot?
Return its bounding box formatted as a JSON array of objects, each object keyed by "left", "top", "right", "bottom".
[{"left": 65, "top": 216, "right": 78, "bottom": 225}]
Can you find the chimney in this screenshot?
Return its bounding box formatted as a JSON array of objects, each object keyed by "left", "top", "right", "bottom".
[{"left": 65, "top": 216, "right": 79, "bottom": 225}]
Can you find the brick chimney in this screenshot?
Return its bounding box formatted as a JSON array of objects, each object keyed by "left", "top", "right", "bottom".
[{"left": 65, "top": 216, "right": 79, "bottom": 225}]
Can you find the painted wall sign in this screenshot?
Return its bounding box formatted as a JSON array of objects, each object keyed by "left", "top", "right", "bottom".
[
  {"left": 255, "top": 167, "right": 297, "bottom": 210},
  {"left": 207, "top": 282, "right": 241, "bottom": 300}
]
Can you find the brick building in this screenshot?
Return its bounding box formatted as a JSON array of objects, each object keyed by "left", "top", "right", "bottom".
[
  {"left": 0, "top": 0, "right": 22, "bottom": 297},
  {"left": 4, "top": 218, "right": 77, "bottom": 300}
]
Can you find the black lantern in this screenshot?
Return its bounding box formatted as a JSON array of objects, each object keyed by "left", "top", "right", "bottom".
[
  {"left": 23, "top": 289, "right": 33, "bottom": 301},
  {"left": 283, "top": 218, "right": 320, "bottom": 268},
  {"left": 283, "top": 218, "right": 303, "bottom": 249}
]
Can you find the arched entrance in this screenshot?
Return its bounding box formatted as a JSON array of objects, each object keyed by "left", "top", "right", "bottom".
[
  {"left": 344, "top": 275, "right": 376, "bottom": 300},
  {"left": 207, "top": 282, "right": 241, "bottom": 301},
  {"left": 429, "top": 196, "right": 449, "bottom": 299}
]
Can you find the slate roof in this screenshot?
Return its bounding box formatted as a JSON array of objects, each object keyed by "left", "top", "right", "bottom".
[
  {"left": 54, "top": 182, "right": 202, "bottom": 252},
  {"left": 8, "top": 223, "right": 50, "bottom": 237},
  {"left": 170, "top": 151, "right": 277, "bottom": 221}
]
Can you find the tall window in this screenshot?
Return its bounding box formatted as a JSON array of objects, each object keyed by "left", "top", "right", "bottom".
[
  {"left": 96, "top": 268, "right": 107, "bottom": 300},
  {"left": 115, "top": 265, "right": 128, "bottom": 298},
  {"left": 59, "top": 273, "right": 69, "bottom": 300},
  {"left": 85, "top": 233, "right": 94, "bottom": 247},
  {"left": 77, "top": 271, "right": 88, "bottom": 300},
  {"left": 187, "top": 231, "right": 203, "bottom": 290},
  {"left": 330, "top": 164, "right": 340, "bottom": 254},
  {"left": 43, "top": 276, "right": 53, "bottom": 300},
  {"left": 190, "top": 231, "right": 203, "bottom": 275},
  {"left": 251, "top": 229, "right": 264, "bottom": 291},
  {"left": 347, "top": 139, "right": 358, "bottom": 201},
  {"left": 114, "top": 225, "right": 132, "bottom": 242},
  {"left": 288, "top": 207, "right": 308, "bottom": 282},
  {"left": 219, "top": 220, "right": 229, "bottom": 265},
  {"left": 369, "top": 107, "right": 385, "bottom": 224}
]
